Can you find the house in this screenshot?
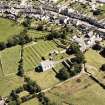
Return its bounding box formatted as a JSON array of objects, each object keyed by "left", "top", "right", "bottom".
[
  {"left": 97, "top": 0, "right": 105, "bottom": 3},
  {"left": 39, "top": 60, "right": 55, "bottom": 71},
  {"left": 0, "top": 97, "right": 6, "bottom": 105},
  {"left": 0, "top": 100, "right": 5, "bottom": 105},
  {"left": 49, "top": 49, "right": 59, "bottom": 56}
]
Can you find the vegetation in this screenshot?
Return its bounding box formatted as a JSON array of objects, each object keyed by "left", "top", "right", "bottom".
[
  {"left": 46, "top": 74, "right": 95, "bottom": 105},
  {"left": 56, "top": 68, "right": 70, "bottom": 80},
  {"left": 92, "top": 43, "right": 102, "bottom": 51},
  {"left": 100, "top": 64, "right": 105, "bottom": 71},
  {"left": 17, "top": 45, "right": 24, "bottom": 77},
  {"left": 0, "top": 18, "right": 23, "bottom": 42}
]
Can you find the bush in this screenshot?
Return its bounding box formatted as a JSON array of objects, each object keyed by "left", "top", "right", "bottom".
[
  {"left": 66, "top": 43, "right": 80, "bottom": 55},
  {"left": 56, "top": 68, "right": 70, "bottom": 80},
  {"left": 8, "top": 100, "right": 17, "bottom": 105},
  {"left": 92, "top": 44, "right": 102, "bottom": 51},
  {"left": 15, "top": 86, "right": 24, "bottom": 93},
  {"left": 0, "top": 42, "right": 6, "bottom": 50},
  {"left": 36, "top": 24, "right": 43, "bottom": 31},
  {"left": 47, "top": 31, "right": 63, "bottom": 40},
  {"left": 100, "top": 64, "right": 105, "bottom": 71},
  {"left": 17, "top": 64, "right": 24, "bottom": 77},
  {"left": 6, "top": 38, "right": 17, "bottom": 48},
  {"left": 21, "top": 94, "right": 36, "bottom": 102},
  {"left": 73, "top": 64, "right": 82, "bottom": 73},
  {"left": 100, "top": 48, "right": 105, "bottom": 58}
]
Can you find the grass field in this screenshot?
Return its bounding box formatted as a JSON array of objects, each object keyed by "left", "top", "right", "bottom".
[
  {"left": 46, "top": 74, "right": 94, "bottom": 105},
  {"left": 46, "top": 74, "right": 105, "bottom": 105},
  {"left": 24, "top": 40, "right": 64, "bottom": 71},
  {"left": 1, "top": 45, "right": 21, "bottom": 75},
  {"left": 67, "top": 83, "right": 105, "bottom": 105},
  {"left": 0, "top": 40, "right": 64, "bottom": 76},
  {"left": 0, "top": 75, "right": 24, "bottom": 96},
  {"left": 0, "top": 40, "right": 65, "bottom": 96},
  {"left": 85, "top": 49, "right": 105, "bottom": 85},
  {"left": 85, "top": 49, "right": 105, "bottom": 70},
  {"left": 0, "top": 18, "right": 23, "bottom": 42},
  {"left": 26, "top": 69, "right": 60, "bottom": 90}
]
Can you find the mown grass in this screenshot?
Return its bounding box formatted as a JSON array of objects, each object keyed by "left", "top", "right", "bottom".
[
  {"left": 26, "top": 70, "right": 60, "bottom": 90},
  {"left": 0, "top": 75, "right": 24, "bottom": 96},
  {"left": 1, "top": 45, "right": 21, "bottom": 75},
  {"left": 23, "top": 40, "right": 64, "bottom": 71},
  {"left": 0, "top": 40, "right": 64, "bottom": 96},
  {"left": 0, "top": 17, "right": 23, "bottom": 42}
]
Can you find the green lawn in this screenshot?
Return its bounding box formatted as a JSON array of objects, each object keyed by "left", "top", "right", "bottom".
[
  {"left": 0, "top": 40, "right": 64, "bottom": 96},
  {"left": 24, "top": 40, "right": 64, "bottom": 71},
  {"left": 1, "top": 45, "right": 21, "bottom": 75},
  {"left": 85, "top": 49, "right": 105, "bottom": 85},
  {"left": 85, "top": 49, "right": 105, "bottom": 70},
  {"left": 0, "top": 18, "right": 23, "bottom": 42},
  {"left": 0, "top": 40, "right": 62, "bottom": 75},
  {"left": 0, "top": 75, "right": 24, "bottom": 96},
  {"left": 26, "top": 70, "right": 60, "bottom": 90}
]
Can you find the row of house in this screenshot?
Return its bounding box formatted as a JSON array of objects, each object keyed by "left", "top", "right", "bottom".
[
  {"left": 72, "top": 30, "right": 103, "bottom": 52},
  {"left": 0, "top": 0, "right": 104, "bottom": 30}
]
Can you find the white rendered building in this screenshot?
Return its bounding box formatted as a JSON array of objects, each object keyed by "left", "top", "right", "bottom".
[{"left": 40, "top": 60, "right": 55, "bottom": 71}]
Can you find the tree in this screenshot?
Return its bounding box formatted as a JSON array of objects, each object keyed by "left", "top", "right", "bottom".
[
  {"left": 8, "top": 100, "right": 17, "bottom": 105},
  {"left": 37, "top": 24, "right": 43, "bottom": 31},
  {"left": 42, "top": 57, "right": 46, "bottom": 60},
  {"left": 93, "top": 9, "right": 102, "bottom": 16},
  {"left": 6, "top": 38, "right": 16, "bottom": 48},
  {"left": 47, "top": 31, "right": 62, "bottom": 40},
  {"left": 0, "top": 42, "right": 6, "bottom": 50},
  {"left": 92, "top": 44, "right": 102, "bottom": 51},
  {"left": 10, "top": 90, "right": 19, "bottom": 100},
  {"left": 100, "top": 64, "right": 105, "bottom": 71},
  {"left": 100, "top": 48, "right": 105, "bottom": 58},
  {"left": 17, "top": 64, "right": 24, "bottom": 77},
  {"left": 71, "top": 54, "right": 85, "bottom": 64},
  {"left": 17, "top": 45, "right": 24, "bottom": 77},
  {"left": 56, "top": 68, "right": 70, "bottom": 80},
  {"left": 66, "top": 43, "right": 80, "bottom": 55},
  {"left": 22, "top": 17, "right": 31, "bottom": 27},
  {"left": 75, "top": 52, "right": 85, "bottom": 64},
  {"left": 73, "top": 64, "right": 82, "bottom": 73}
]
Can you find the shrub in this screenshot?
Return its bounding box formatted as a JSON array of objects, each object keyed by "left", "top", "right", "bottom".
[
  {"left": 56, "top": 68, "right": 70, "bottom": 80},
  {"left": 100, "top": 64, "right": 105, "bottom": 71},
  {"left": 0, "top": 42, "right": 6, "bottom": 50},
  {"left": 92, "top": 44, "right": 102, "bottom": 51},
  {"left": 15, "top": 86, "right": 24, "bottom": 93}
]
